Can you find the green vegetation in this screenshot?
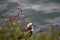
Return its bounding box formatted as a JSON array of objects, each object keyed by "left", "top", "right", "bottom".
[
  {"left": 0, "top": 16, "right": 60, "bottom": 40},
  {"left": 0, "top": 24, "right": 60, "bottom": 40}
]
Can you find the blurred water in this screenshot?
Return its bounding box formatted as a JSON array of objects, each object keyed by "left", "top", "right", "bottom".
[{"left": 0, "top": 0, "right": 60, "bottom": 33}]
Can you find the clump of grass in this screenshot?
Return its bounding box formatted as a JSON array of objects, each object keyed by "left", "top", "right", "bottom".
[{"left": 0, "top": 24, "right": 60, "bottom": 40}]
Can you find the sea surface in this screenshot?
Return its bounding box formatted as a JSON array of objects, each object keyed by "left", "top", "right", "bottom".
[{"left": 0, "top": 0, "right": 60, "bottom": 33}]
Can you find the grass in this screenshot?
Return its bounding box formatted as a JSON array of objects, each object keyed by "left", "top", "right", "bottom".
[
  {"left": 0, "top": 24, "right": 60, "bottom": 40},
  {"left": 0, "top": 18, "right": 60, "bottom": 40}
]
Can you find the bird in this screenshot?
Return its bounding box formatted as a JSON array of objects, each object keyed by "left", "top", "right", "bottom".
[
  {"left": 23, "top": 22, "right": 34, "bottom": 36},
  {"left": 17, "top": 22, "right": 34, "bottom": 40},
  {"left": 18, "top": 7, "right": 23, "bottom": 12}
]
